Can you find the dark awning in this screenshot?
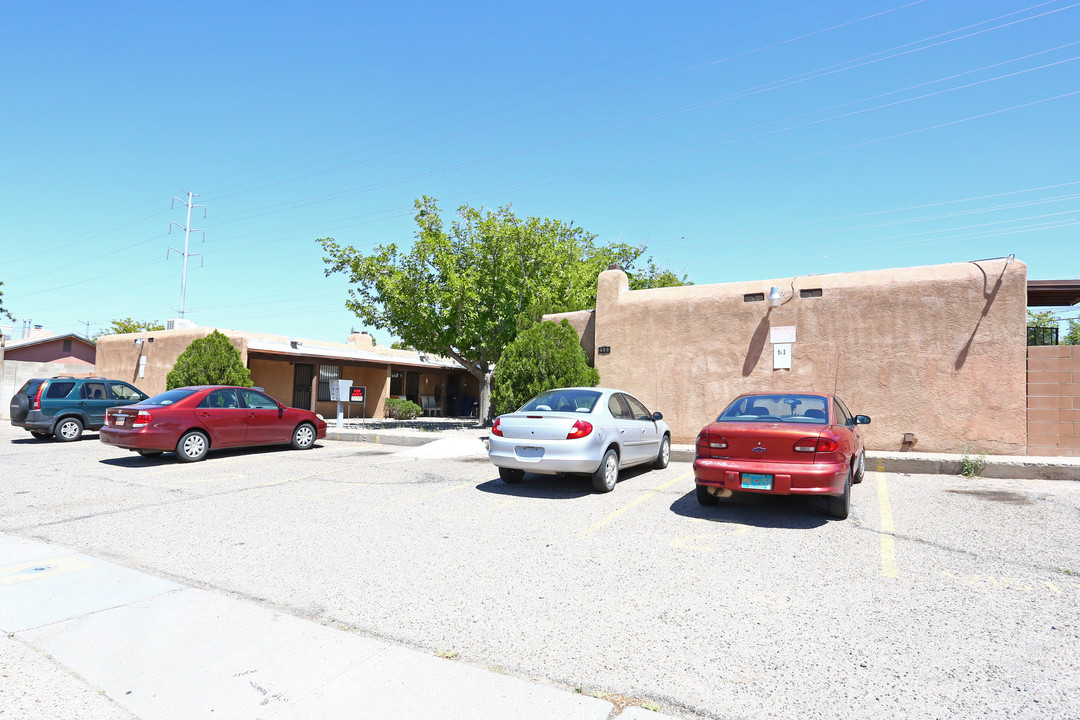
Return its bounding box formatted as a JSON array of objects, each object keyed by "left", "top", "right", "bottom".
[{"left": 1028, "top": 280, "right": 1080, "bottom": 307}]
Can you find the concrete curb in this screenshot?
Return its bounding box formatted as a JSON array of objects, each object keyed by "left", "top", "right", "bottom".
[{"left": 325, "top": 429, "right": 1078, "bottom": 482}]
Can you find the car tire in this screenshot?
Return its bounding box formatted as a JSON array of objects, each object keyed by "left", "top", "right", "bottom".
[
  {"left": 827, "top": 468, "right": 852, "bottom": 520},
  {"left": 176, "top": 430, "right": 209, "bottom": 462},
  {"left": 696, "top": 484, "right": 720, "bottom": 506},
  {"left": 55, "top": 417, "right": 84, "bottom": 442},
  {"left": 30, "top": 431, "right": 52, "bottom": 440},
  {"left": 853, "top": 450, "right": 865, "bottom": 484},
  {"left": 652, "top": 435, "right": 671, "bottom": 469},
  {"left": 291, "top": 423, "right": 317, "bottom": 450},
  {"left": 499, "top": 467, "right": 524, "bottom": 484},
  {"left": 137, "top": 450, "right": 163, "bottom": 458},
  {"left": 591, "top": 448, "right": 619, "bottom": 493}
]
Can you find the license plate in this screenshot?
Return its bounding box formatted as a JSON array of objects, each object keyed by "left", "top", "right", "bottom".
[
  {"left": 516, "top": 446, "right": 544, "bottom": 459},
  {"left": 741, "top": 473, "right": 773, "bottom": 490}
]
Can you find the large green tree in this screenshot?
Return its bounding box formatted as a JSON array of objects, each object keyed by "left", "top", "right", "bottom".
[
  {"left": 95, "top": 317, "right": 165, "bottom": 339},
  {"left": 0, "top": 281, "right": 13, "bottom": 322},
  {"left": 320, "top": 197, "right": 651, "bottom": 422},
  {"left": 166, "top": 330, "right": 253, "bottom": 389},
  {"left": 1063, "top": 318, "right": 1080, "bottom": 345}
]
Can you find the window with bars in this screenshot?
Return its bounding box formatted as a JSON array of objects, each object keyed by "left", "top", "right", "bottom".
[{"left": 317, "top": 365, "right": 341, "bottom": 401}]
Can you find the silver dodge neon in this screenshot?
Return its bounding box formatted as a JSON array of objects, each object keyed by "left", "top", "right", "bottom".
[{"left": 487, "top": 387, "right": 671, "bottom": 493}]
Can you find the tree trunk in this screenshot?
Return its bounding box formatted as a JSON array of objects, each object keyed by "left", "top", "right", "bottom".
[{"left": 478, "top": 368, "right": 494, "bottom": 425}]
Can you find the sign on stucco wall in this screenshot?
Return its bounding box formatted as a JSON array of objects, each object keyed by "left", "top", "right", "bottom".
[{"left": 773, "top": 343, "right": 792, "bottom": 370}]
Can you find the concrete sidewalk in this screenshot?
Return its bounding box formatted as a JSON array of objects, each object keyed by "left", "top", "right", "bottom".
[
  {"left": 0, "top": 534, "right": 676, "bottom": 720},
  {"left": 325, "top": 419, "right": 1079, "bottom": 481}
]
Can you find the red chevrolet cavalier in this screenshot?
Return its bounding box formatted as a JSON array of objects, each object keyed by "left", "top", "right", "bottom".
[
  {"left": 100, "top": 385, "right": 327, "bottom": 462},
  {"left": 693, "top": 392, "right": 870, "bottom": 519}
]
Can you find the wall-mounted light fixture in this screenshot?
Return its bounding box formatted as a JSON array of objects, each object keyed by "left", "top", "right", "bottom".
[
  {"left": 768, "top": 287, "right": 784, "bottom": 308},
  {"left": 134, "top": 338, "right": 144, "bottom": 346}
]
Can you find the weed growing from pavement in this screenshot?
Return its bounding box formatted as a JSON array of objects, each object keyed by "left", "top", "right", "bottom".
[
  {"left": 959, "top": 444, "right": 991, "bottom": 477},
  {"left": 435, "top": 650, "right": 459, "bottom": 660}
]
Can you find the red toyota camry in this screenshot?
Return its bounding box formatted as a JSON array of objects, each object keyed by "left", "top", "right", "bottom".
[
  {"left": 100, "top": 385, "right": 327, "bottom": 462},
  {"left": 693, "top": 392, "right": 870, "bottom": 519}
]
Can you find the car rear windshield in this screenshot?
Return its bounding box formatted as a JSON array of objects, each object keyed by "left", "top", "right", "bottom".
[
  {"left": 520, "top": 389, "right": 601, "bottom": 413},
  {"left": 141, "top": 389, "right": 198, "bottom": 406},
  {"left": 18, "top": 379, "right": 44, "bottom": 396},
  {"left": 718, "top": 394, "right": 829, "bottom": 423}
]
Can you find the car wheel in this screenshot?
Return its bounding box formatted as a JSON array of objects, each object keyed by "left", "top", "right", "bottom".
[
  {"left": 138, "top": 450, "right": 163, "bottom": 458},
  {"left": 827, "top": 468, "right": 852, "bottom": 520},
  {"left": 291, "top": 423, "right": 316, "bottom": 449},
  {"left": 56, "top": 417, "right": 84, "bottom": 442},
  {"left": 499, "top": 467, "right": 524, "bottom": 484},
  {"left": 176, "top": 431, "right": 209, "bottom": 462},
  {"left": 10, "top": 394, "right": 30, "bottom": 422},
  {"left": 652, "top": 435, "right": 671, "bottom": 470},
  {"left": 30, "top": 431, "right": 52, "bottom": 440},
  {"left": 696, "top": 484, "right": 720, "bottom": 506},
  {"left": 853, "top": 450, "right": 866, "bottom": 484},
  {"left": 591, "top": 448, "right": 619, "bottom": 493}
]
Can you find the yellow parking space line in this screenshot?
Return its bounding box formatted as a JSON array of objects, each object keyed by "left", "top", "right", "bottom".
[
  {"left": 578, "top": 471, "right": 692, "bottom": 538},
  {"left": 0, "top": 556, "right": 95, "bottom": 586},
  {"left": 1045, "top": 581, "right": 1062, "bottom": 594},
  {"left": 399, "top": 482, "right": 470, "bottom": 506},
  {"left": 876, "top": 473, "right": 898, "bottom": 579}
]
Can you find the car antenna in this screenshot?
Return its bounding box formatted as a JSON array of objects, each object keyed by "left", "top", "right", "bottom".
[{"left": 833, "top": 351, "right": 841, "bottom": 395}]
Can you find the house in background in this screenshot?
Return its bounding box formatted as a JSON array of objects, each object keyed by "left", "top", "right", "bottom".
[
  {"left": 94, "top": 327, "right": 479, "bottom": 419},
  {"left": 0, "top": 330, "right": 98, "bottom": 419}
]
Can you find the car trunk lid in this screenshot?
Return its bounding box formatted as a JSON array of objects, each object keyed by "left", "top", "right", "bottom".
[
  {"left": 496, "top": 412, "right": 587, "bottom": 441},
  {"left": 698, "top": 422, "right": 828, "bottom": 463}
]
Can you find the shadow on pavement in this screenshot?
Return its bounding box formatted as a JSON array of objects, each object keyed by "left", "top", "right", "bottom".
[
  {"left": 670, "top": 489, "right": 830, "bottom": 529},
  {"left": 476, "top": 464, "right": 657, "bottom": 500},
  {"left": 98, "top": 443, "right": 327, "bottom": 467}
]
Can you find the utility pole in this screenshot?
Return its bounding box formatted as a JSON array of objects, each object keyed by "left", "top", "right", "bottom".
[
  {"left": 77, "top": 319, "right": 97, "bottom": 337},
  {"left": 168, "top": 191, "right": 206, "bottom": 318}
]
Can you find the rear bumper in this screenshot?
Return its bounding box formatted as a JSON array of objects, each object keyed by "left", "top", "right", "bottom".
[
  {"left": 99, "top": 426, "right": 178, "bottom": 452},
  {"left": 11, "top": 412, "right": 54, "bottom": 433},
  {"left": 694, "top": 457, "right": 848, "bottom": 496},
  {"left": 488, "top": 435, "right": 604, "bottom": 475}
]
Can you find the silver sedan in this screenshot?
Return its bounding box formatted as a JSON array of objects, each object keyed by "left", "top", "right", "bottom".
[{"left": 487, "top": 387, "right": 671, "bottom": 493}]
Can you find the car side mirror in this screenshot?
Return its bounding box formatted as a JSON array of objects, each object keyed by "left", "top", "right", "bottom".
[
  {"left": 652, "top": 411, "right": 663, "bottom": 421},
  {"left": 856, "top": 415, "right": 871, "bottom": 425}
]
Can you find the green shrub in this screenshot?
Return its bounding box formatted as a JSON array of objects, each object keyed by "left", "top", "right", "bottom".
[
  {"left": 385, "top": 397, "right": 422, "bottom": 420},
  {"left": 166, "top": 330, "right": 253, "bottom": 389},
  {"left": 492, "top": 319, "right": 599, "bottom": 415}
]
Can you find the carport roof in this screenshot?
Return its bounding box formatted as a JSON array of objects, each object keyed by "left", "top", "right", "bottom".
[{"left": 1027, "top": 280, "right": 1080, "bottom": 307}]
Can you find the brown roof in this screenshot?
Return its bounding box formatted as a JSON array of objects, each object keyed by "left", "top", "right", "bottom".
[{"left": 1027, "top": 280, "right": 1080, "bottom": 307}]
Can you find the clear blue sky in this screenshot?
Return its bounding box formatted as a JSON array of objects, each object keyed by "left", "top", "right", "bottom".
[{"left": 3, "top": 0, "right": 1078, "bottom": 343}]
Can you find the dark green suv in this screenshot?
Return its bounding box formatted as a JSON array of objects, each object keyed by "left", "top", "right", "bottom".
[{"left": 9, "top": 376, "right": 148, "bottom": 441}]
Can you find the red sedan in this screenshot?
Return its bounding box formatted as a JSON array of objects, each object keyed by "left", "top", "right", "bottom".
[
  {"left": 693, "top": 392, "right": 870, "bottom": 519},
  {"left": 100, "top": 385, "right": 327, "bottom": 462}
]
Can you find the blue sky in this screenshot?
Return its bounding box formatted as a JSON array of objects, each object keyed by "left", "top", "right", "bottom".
[{"left": 3, "top": 0, "right": 1078, "bottom": 343}]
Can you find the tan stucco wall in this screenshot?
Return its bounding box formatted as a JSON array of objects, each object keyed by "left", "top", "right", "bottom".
[
  {"left": 548, "top": 259, "right": 1028, "bottom": 453},
  {"left": 95, "top": 327, "right": 248, "bottom": 396}
]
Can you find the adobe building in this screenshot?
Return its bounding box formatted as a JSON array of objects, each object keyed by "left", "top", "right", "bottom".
[
  {"left": 0, "top": 331, "right": 98, "bottom": 420},
  {"left": 547, "top": 257, "right": 1049, "bottom": 454},
  {"left": 94, "top": 328, "right": 479, "bottom": 419}
]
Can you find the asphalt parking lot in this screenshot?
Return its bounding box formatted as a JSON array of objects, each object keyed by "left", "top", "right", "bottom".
[{"left": 2, "top": 425, "right": 1078, "bottom": 719}]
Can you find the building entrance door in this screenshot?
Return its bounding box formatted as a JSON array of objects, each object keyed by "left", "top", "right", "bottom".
[{"left": 293, "top": 363, "right": 313, "bottom": 410}]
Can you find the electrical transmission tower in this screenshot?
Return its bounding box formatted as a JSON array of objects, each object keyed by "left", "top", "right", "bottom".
[{"left": 168, "top": 191, "right": 206, "bottom": 319}]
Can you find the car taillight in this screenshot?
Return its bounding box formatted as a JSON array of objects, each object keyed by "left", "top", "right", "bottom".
[
  {"left": 795, "top": 437, "right": 839, "bottom": 453},
  {"left": 133, "top": 411, "right": 152, "bottom": 428},
  {"left": 566, "top": 420, "right": 593, "bottom": 439},
  {"left": 32, "top": 384, "right": 45, "bottom": 411},
  {"left": 696, "top": 431, "right": 727, "bottom": 458},
  {"left": 491, "top": 417, "right": 503, "bottom": 437}
]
